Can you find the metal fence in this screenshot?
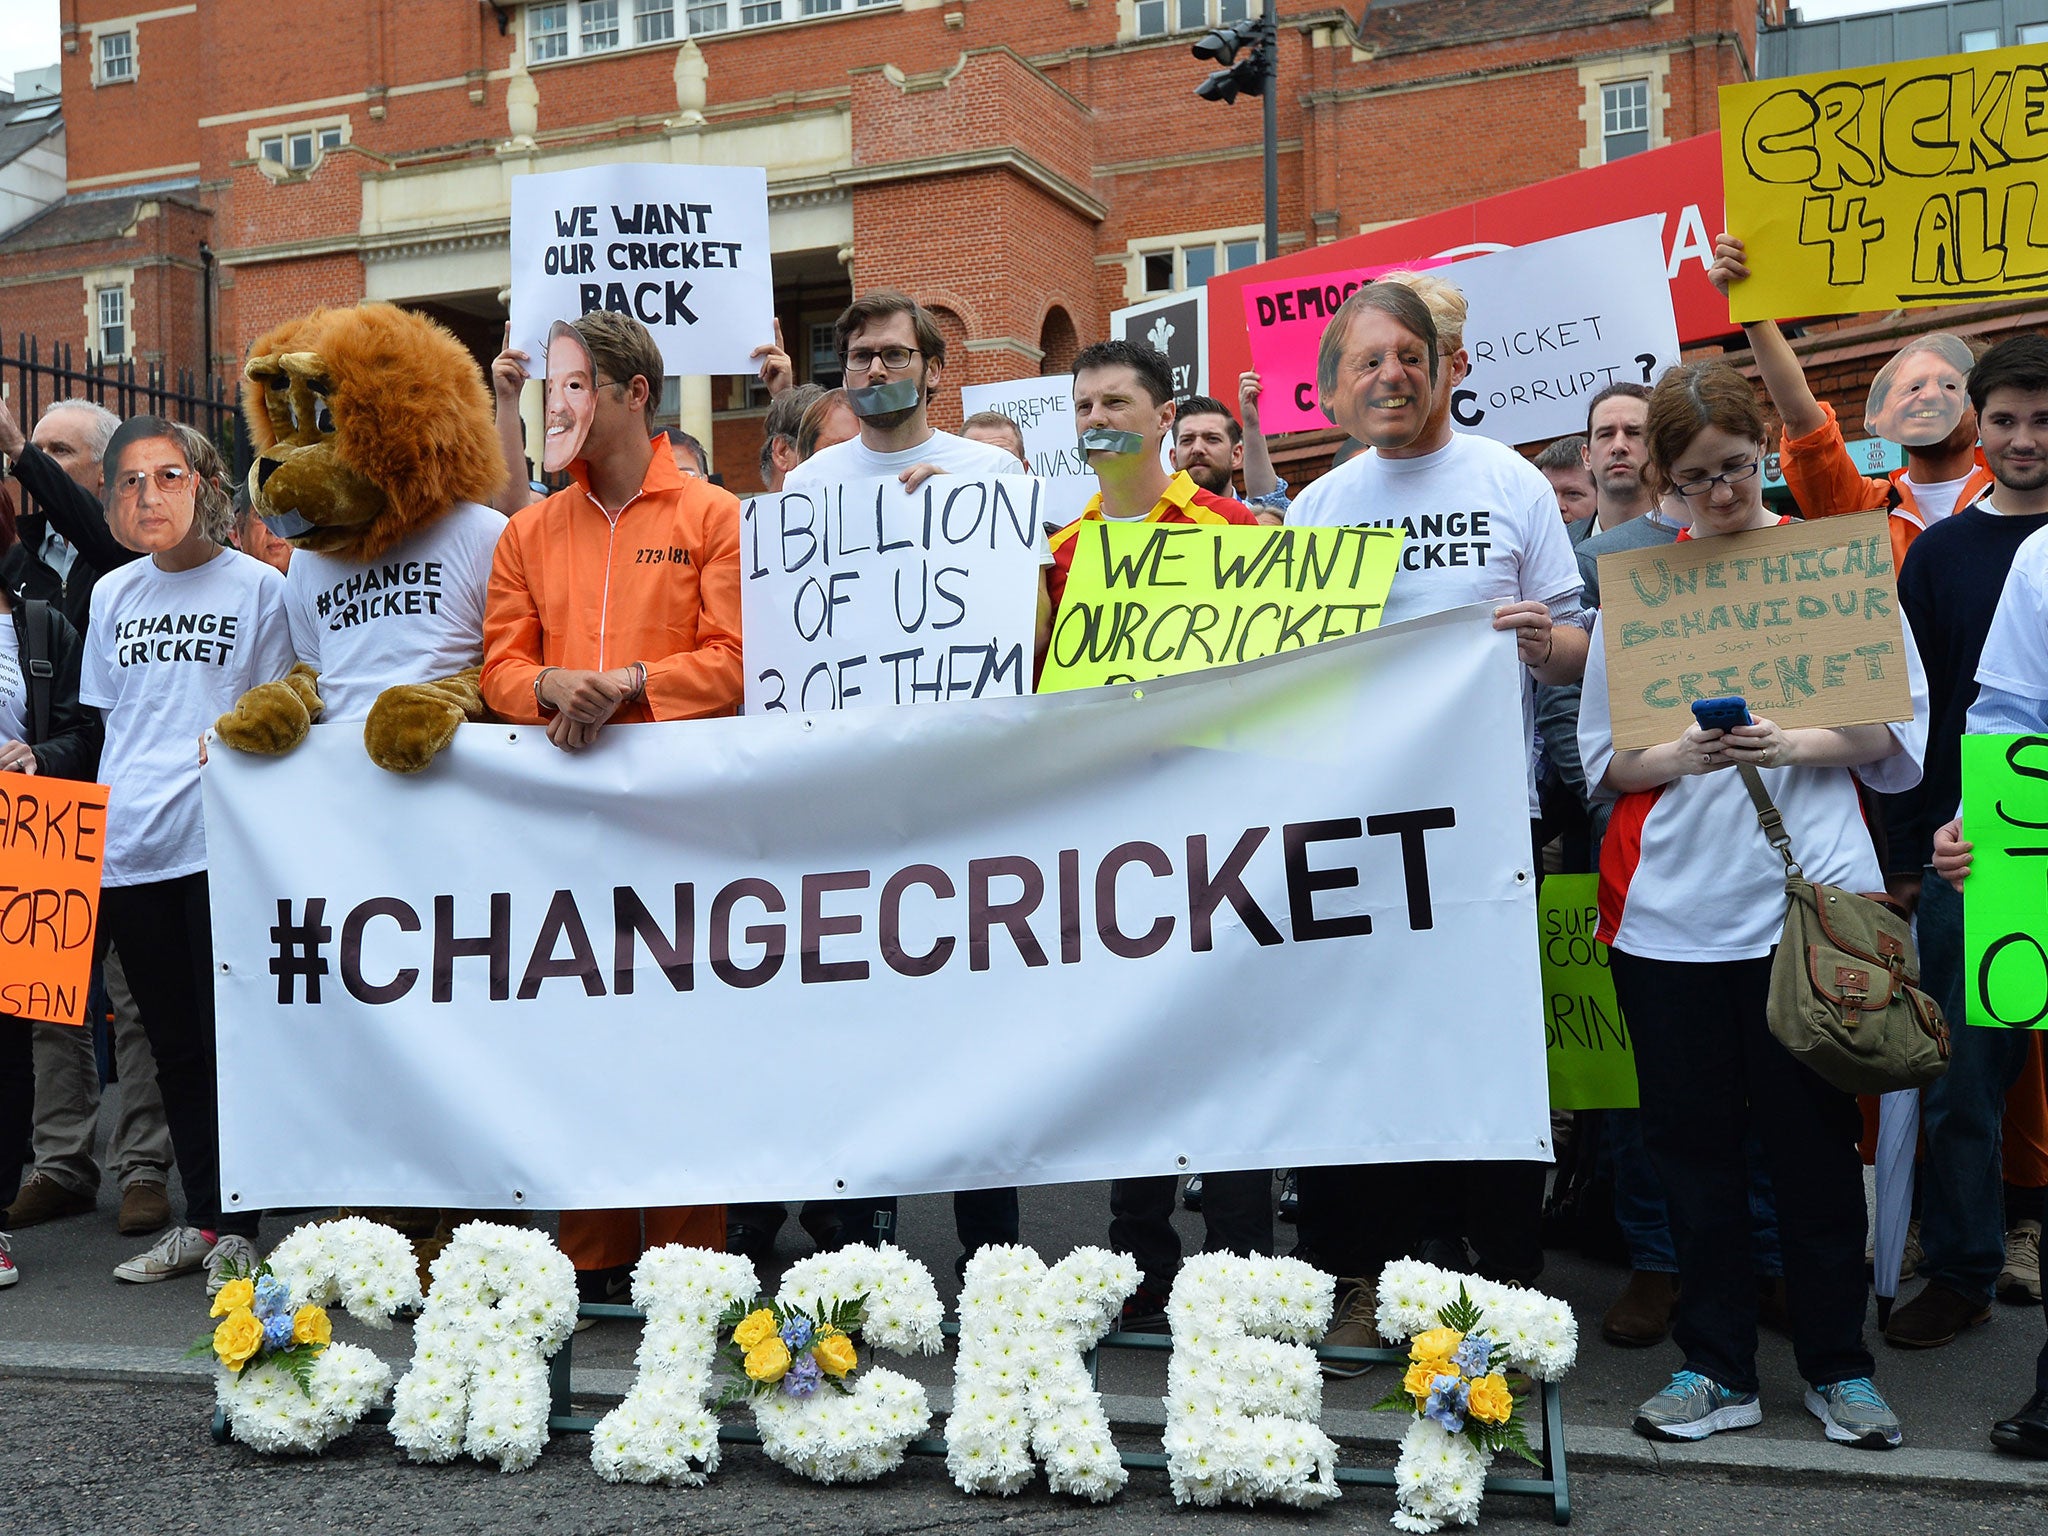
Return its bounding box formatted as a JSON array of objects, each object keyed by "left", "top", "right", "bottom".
[{"left": 3, "top": 334, "right": 248, "bottom": 476}]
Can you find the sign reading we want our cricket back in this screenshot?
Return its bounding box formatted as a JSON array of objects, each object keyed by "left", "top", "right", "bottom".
[
  {"left": 1722, "top": 40, "right": 2048, "bottom": 321},
  {"left": 1598, "top": 510, "right": 1913, "bottom": 751}
]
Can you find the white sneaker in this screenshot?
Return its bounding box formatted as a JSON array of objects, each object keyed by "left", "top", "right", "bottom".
[
  {"left": 0, "top": 1231, "right": 18, "bottom": 1288},
  {"left": 113, "top": 1225, "right": 212, "bottom": 1284},
  {"left": 205, "top": 1233, "right": 261, "bottom": 1296}
]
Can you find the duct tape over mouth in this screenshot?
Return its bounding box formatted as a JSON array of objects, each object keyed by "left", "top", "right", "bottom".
[
  {"left": 256, "top": 504, "right": 323, "bottom": 541},
  {"left": 849, "top": 380, "right": 922, "bottom": 419},
  {"left": 1079, "top": 428, "right": 1147, "bottom": 457}
]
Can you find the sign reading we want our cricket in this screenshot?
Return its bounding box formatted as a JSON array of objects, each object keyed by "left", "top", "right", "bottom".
[
  {"left": 1597, "top": 509, "right": 1913, "bottom": 751},
  {"left": 1722, "top": 40, "right": 2048, "bottom": 320}
]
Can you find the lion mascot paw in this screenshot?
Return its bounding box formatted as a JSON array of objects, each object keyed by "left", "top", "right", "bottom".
[
  {"left": 215, "top": 663, "right": 325, "bottom": 754},
  {"left": 365, "top": 667, "right": 487, "bottom": 775}
]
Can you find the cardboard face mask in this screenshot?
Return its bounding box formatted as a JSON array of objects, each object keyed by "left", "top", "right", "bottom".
[
  {"left": 543, "top": 321, "right": 599, "bottom": 473},
  {"left": 1866, "top": 334, "right": 1973, "bottom": 448}
]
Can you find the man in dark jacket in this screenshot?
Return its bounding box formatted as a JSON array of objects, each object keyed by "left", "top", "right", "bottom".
[{"left": 0, "top": 396, "right": 132, "bottom": 635}]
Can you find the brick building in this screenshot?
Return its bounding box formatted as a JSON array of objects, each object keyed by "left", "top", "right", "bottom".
[{"left": 0, "top": 1, "right": 1761, "bottom": 490}]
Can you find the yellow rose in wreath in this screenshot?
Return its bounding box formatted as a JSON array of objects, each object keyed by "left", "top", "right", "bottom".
[
  {"left": 1410, "top": 1326, "right": 1464, "bottom": 1361},
  {"left": 814, "top": 1331, "right": 858, "bottom": 1379},
  {"left": 292, "top": 1305, "right": 333, "bottom": 1348},
  {"left": 210, "top": 1277, "right": 255, "bottom": 1318},
  {"left": 1403, "top": 1356, "right": 1454, "bottom": 1403},
  {"left": 1468, "top": 1372, "right": 1514, "bottom": 1426},
  {"left": 213, "top": 1308, "right": 264, "bottom": 1372},
  {"left": 744, "top": 1337, "right": 793, "bottom": 1383},
  {"left": 732, "top": 1308, "right": 777, "bottom": 1351}
]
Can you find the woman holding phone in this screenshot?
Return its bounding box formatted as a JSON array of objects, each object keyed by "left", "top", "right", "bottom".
[{"left": 1579, "top": 362, "right": 1929, "bottom": 1450}]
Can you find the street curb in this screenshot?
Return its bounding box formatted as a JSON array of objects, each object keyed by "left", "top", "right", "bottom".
[{"left": 8, "top": 1343, "right": 2047, "bottom": 1494}]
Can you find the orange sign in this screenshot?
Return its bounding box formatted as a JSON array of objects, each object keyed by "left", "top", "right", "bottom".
[{"left": 0, "top": 772, "right": 109, "bottom": 1025}]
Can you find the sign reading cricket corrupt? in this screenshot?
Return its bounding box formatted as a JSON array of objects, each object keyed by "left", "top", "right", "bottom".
[
  {"left": 1721, "top": 40, "right": 2048, "bottom": 321},
  {"left": 0, "top": 772, "right": 109, "bottom": 1025},
  {"left": 508, "top": 162, "right": 774, "bottom": 378},
  {"left": 1596, "top": 510, "right": 1913, "bottom": 751},
  {"left": 1539, "top": 875, "right": 1637, "bottom": 1111},
  {"left": 740, "top": 476, "right": 1043, "bottom": 713},
  {"left": 1041, "top": 522, "right": 1403, "bottom": 692},
  {"left": 1963, "top": 734, "right": 2048, "bottom": 1031}
]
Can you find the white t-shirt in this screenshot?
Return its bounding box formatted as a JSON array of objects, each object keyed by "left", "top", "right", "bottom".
[
  {"left": 1976, "top": 523, "right": 2048, "bottom": 705},
  {"left": 0, "top": 614, "right": 25, "bottom": 744},
  {"left": 284, "top": 500, "right": 505, "bottom": 722},
  {"left": 1579, "top": 607, "right": 1928, "bottom": 961},
  {"left": 1903, "top": 472, "right": 1973, "bottom": 526},
  {"left": 784, "top": 428, "right": 1026, "bottom": 491},
  {"left": 81, "top": 548, "right": 296, "bottom": 886},
  {"left": 1287, "top": 431, "right": 1589, "bottom": 812}
]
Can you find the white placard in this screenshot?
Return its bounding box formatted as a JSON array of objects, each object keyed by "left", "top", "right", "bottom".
[
  {"left": 1448, "top": 216, "right": 1682, "bottom": 447},
  {"left": 960, "top": 375, "right": 1098, "bottom": 525},
  {"left": 204, "top": 606, "right": 1549, "bottom": 1212},
  {"left": 508, "top": 162, "right": 774, "bottom": 378},
  {"left": 738, "top": 475, "right": 1043, "bottom": 713}
]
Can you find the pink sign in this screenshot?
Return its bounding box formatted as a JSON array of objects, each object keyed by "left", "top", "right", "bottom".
[{"left": 1240, "top": 258, "right": 1449, "bottom": 433}]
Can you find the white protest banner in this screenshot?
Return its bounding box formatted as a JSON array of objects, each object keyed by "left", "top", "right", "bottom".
[
  {"left": 203, "top": 606, "right": 1548, "bottom": 1212},
  {"left": 1448, "top": 216, "right": 1681, "bottom": 446},
  {"left": 508, "top": 163, "right": 773, "bottom": 378},
  {"left": 739, "top": 475, "right": 1042, "bottom": 713},
  {"left": 960, "top": 375, "right": 1097, "bottom": 525}
]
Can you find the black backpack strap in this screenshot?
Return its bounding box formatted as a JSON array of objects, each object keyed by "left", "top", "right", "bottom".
[{"left": 21, "top": 597, "right": 55, "bottom": 747}]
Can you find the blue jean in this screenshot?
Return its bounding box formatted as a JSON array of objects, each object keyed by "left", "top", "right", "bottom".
[
  {"left": 1608, "top": 1109, "right": 1782, "bottom": 1277},
  {"left": 1916, "top": 868, "right": 2039, "bottom": 1305}
]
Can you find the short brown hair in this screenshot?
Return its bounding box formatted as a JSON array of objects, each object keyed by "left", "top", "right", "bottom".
[
  {"left": 571, "top": 309, "right": 666, "bottom": 434},
  {"left": 1644, "top": 362, "right": 1769, "bottom": 486},
  {"left": 797, "top": 388, "right": 850, "bottom": 460},
  {"left": 762, "top": 381, "right": 824, "bottom": 480},
  {"left": 834, "top": 290, "right": 946, "bottom": 367},
  {"left": 1316, "top": 283, "right": 1439, "bottom": 423}
]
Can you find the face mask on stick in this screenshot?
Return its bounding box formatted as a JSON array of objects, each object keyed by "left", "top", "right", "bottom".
[
  {"left": 1865, "top": 334, "right": 1974, "bottom": 449},
  {"left": 543, "top": 321, "right": 600, "bottom": 473}
]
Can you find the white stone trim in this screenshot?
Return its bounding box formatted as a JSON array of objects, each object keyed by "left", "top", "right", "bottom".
[{"left": 1577, "top": 49, "right": 1670, "bottom": 170}]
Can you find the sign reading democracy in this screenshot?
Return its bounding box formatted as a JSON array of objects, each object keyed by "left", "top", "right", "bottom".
[
  {"left": 509, "top": 162, "right": 773, "bottom": 378},
  {"left": 740, "top": 476, "right": 1043, "bottom": 713},
  {"left": 0, "top": 770, "right": 108, "bottom": 1025},
  {"left": 1597, "top": 509, "right": 1912, "bottom": 751},
  {"left": 1721, "top": 41, "right": 2048, "bottom": 321},
  {"left": 959, "top": 375, "right": 1097, "bottom": 525},
  {"left": 202, "top": 607, "right": 1547, "bottom": 1211},
  {"left": 1539, "top": 874, "right": 1637, "bottom": 1110},
  {"left": 1963, "top": 734, "right": 2048, "bottom": 1030},
  {"left": 1039, "top": 521, "right": 1403, "bottom": 692},
  {"left": 1241, "top": 219, "right": 1681, "bottom": 445}
]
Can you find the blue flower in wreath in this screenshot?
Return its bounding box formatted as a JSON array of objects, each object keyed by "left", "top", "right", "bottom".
[
  {"left": 261, "top": 1309, "right": 297, "bottom": 1351},
  {"left": 780, "top": 1314, "right": 815, "bottom": 1353},
  {"left": 252, "top": 1274, "right": 291, "bottom": 1320},
  {"left": 782, "top": 1356, "right": 823, "bottom": 1399},
  {"left": 1452, "top": 1335, "right": 1495, "bottom": 1377},
  {"left": 1424, "top": 1373, "right": 1469, "bottom": 1434}
]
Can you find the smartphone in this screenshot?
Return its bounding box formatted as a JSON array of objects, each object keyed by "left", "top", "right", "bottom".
[{"left": 1691, "top": 695, "right": 1752, "bottom": 732}]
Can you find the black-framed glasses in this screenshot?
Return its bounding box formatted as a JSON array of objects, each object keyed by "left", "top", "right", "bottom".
[
  {"left": 1673, "top": 459, "right": 1762, "bottom": 498},
  {"left": 844, "top": 346, "right": 922, "bottom": 374},
  {"left": 112, "top": 465, "right": 193, "bottom": 499}
]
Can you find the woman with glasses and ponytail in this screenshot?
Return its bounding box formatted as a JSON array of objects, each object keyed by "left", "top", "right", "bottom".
[
  {"left": 1579, "top": 362, "right": 1929, "bottom": 1452},
  {"left": 80, "top": 418, "right": 295, "bottom": 1294}
]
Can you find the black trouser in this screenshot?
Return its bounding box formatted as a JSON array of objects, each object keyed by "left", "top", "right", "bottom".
[
  {"left": 1610, "top": 948, "right": 1870, "bottom": 1395},
  {"left": 1292, "top": 1159, "right": 1547, "bottom": 1286},
  {"left": 0, "top": 1015, "right": 32, "bottom": 1208},
  {"left": 98, "top": 873, "right": 257, "bottom": 1239},
  {"left": 1110, "top": 1169, "right": 1273, "bottom": 1297}
]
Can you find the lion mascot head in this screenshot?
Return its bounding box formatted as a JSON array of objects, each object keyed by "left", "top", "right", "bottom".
[{"left": 241, "top": 303, "right": 505, "bottom": 561}]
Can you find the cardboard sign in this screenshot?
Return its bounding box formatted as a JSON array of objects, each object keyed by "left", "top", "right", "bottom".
[
  {"left": 1239, "top": 257, "right": 1448, "bottom": 434},
  {"left": 1721, "top": 42, "right": 2048, "bottom": 322},
  {"left": 1539, "top": 875, "right": 1638, "bottom": 1110},
  {"left": 959, "top": 375, "right": 1097, "bottom": 526},
  {"left": 1040, "top": 521, "right": 1402, "bottom": 692},
  {"left": 508, "top": 162, "right": 773, "bottom": 378},
  {"left": 1962, "top": 734, "right": 2048, "bottom": 1031},
  {"left": 1111, "top": 288, "right": 1207, "bottom": 404},
  {"left": 0, "top": 771, "right": 109, "bottom": 1025},
  {"left": 1597, "top": 510, "right": 1912, "bottom": 750},
  {"left": 740, "top": 476, "right": 1043, "bottom": 713}
]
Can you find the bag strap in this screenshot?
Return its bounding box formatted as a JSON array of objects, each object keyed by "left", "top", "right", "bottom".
[
  {"left": 21, "top": 597, "right": 55, "bottom": 747},
  {"left": 1737, "top": 762, "right": 1805, "bottom": 880}
]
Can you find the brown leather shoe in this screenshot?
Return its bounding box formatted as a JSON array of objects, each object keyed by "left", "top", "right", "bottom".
[
  {"left": 1601, "top": 1270, "right": 1679, "bottom": 1347},
  {"left": 3, "top": 1173, "right": 96, "bottom": 1228},
  {"left": 117, "top": 1181, "right": 172, "bottom": 1236},
  {"left": 1882, "top": 1279, "right": 1991, "bottom": 1349}
]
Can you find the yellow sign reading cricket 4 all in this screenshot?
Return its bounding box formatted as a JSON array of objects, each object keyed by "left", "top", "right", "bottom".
[{"left": 1721, "top": 40, "right": 2048, "bottom": 321}]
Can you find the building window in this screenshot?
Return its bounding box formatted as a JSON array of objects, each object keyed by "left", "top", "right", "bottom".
[
  {"left": 1137, "top": 0, "right": 1248, "bottom": 38},
  {"left": 318, "top": 126, "right": 344, "bottom": 151},
  {"left": 97, "top": 287, "right": 127, "bottom": 358},
  {"left": 529, "top": 3, "right": 570, "bottom": 60},
  {"left": 635, "top": 0, "right": 675, "bottom": 41},
  {"left": 808, "top": 321, "right": 843, "bottom": 387},
  {"left": 1601, "top": 78, "right": 1650, "bottom": 162},
  {"left": 1960, "top": 28, "right": 2000, "bottom": 51},
  {"left": 740, "top": 0, "right": 783, "bottom": 23},
  {"left": 2023, "top": 23, "right": 2048, "bottom": 44},
  {"left": 254, "top": 120, "right": 348, "bottom": 175},
  {"left": 581, "top": 0, "right": 621, "bottom": 49},
  {"left": 1142, "top": 236, "right": 1261, "bottom": 294},
  {"left": 98, "top": 30, "right": 135, "bottom": 83},
  {"left": 687, "top": 1, "right": 728, "bottom": 31}
]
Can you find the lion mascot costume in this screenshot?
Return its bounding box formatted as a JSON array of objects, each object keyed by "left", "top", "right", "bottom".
[{"left": 214, "top": 302, "right": 507, "bottom": 773}]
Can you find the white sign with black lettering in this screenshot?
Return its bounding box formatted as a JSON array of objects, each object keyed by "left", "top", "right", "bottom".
[
  {"left": 740, "top": 475, "right": 1043, "bottom": 713},
  {"left": 1448, "top": 216, "right": 1681, "bottom": 447},
  {"left": 508, "top": 162, "right": 773, "bottom": 378},
  {"left": 960, "top": 375, "right": 1097, "bottom": 526}
]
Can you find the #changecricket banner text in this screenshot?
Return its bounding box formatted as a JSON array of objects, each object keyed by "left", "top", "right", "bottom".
[{"left": 203, "top": 607, "right": 1549, "bottom": 1212}]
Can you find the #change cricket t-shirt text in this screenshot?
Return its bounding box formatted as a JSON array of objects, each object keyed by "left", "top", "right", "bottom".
[
  {"left": 284, "top": 500, "right": 506, "bottom": 722},
  {"left": 81, "top": 548, "right": 297, "bottom": 887}
]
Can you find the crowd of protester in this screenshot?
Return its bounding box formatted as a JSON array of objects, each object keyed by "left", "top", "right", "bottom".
[{"left": 1, "top": 235, "right": 2044, "bottom": 1461}]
